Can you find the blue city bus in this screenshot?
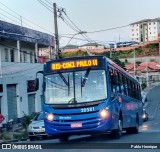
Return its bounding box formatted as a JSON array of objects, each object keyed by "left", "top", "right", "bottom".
[{"left": 35, "top": 56, "right": 143, "bottom": 141}]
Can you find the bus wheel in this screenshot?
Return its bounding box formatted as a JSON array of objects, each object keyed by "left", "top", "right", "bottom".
[
  {"left": 111, "top": 119, "right": 122, "bottom": 139},
  {"left": 59, "top": 135, "right": 69, "bottom": 142},
  {"left": 126, "top": 118, "right": 139, "bottom": 134},
  {"left": 132, "top": 119, "right": 139, "bottom": 134}
]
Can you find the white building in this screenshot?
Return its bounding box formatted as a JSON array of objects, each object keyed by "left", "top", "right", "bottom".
[
  {"left": 79, "top": 43, "right": 105, "bottom": 50},
  {"left": 130, "top": 18, "right": 160, "bottom": 43},
  {"left": 0, "top": 20, "right": 54, "bottom": 125},
  {"left": 0, "top": 62, "right": 43, "bottom": 124}
]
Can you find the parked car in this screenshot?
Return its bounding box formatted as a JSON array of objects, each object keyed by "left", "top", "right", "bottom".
[
  {"left": 142, "top": 109, "right": 148, "bottom": 121},
  {"left": 27, "top": 112, "right": 47, "bottom": 141},
  {"left": 141, "top": 91, "right": 147, "bottom": 104}
]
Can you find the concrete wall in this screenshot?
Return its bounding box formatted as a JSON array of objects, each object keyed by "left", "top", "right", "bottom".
[
  {"left": 0, "top": 63, "right": 43, "bottom": 124},
  {"left": 120, "top": 56, "right": 160, "bottom": 63}
]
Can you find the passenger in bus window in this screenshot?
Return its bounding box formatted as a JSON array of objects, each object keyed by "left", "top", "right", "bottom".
[{"left": 110, "top": 71, "right": 117, "bottom": 93}]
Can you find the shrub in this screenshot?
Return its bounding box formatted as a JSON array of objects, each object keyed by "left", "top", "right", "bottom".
[
  {"left": 141, "top": 83, "right": 147, "bottom": 90},
  {"left": 21, "top": 112, "right": 34, "bottom": 130}
]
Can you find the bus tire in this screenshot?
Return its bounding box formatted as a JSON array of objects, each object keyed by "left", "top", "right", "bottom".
[
  {"left": 111, "top": 119, "right": 123, "bottom": 139},
  {"left": 132, "top": 118, "right": 139, "bottom": 134},
  {"left": 126, "top": 116, "right": 139, "bottom": 134},
  {"left": 59, "top": 135, "right": 69, "bottom": 142}
]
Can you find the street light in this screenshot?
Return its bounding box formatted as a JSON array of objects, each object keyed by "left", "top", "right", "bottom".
[{"left": 65, "top": 31, "right": 87, "bottom": 46}]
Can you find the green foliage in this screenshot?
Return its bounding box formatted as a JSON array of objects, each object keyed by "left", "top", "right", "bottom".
[
  {"left": 21, "top": 112, "right": 35, "bottom": 130},
  {"left": 13, "top": 131, "right": 28, "bottom": 140},
  {"left": 125, "top": 58, "right": 128, "bottom": 63},
  {"left": 112, "top": 57, "right": 125, "bottom": 69},
  {"left": 1, "top": 131, "right": 13, "bottom": 140},
  {"left": 141, "top": 83, "right": 147, "bottom": 90},
  {"left": 62, "top": 50, "right": 88, "bottom": 58},
  {"left": 136, "top": 61, "right": 142, "bottom": 66}
]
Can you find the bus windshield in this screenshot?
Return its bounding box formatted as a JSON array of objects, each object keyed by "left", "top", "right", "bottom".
[{"left": 44, "top": 69, "right": 107, "bottom": 104}]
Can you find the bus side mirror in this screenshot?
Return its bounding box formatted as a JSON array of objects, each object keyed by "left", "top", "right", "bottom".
[
  {"left": 35, "top": 71, "right": 43, "bottom": 91},
  {"left": 34, "top": 78, "right": 39, "bottom": 91}
]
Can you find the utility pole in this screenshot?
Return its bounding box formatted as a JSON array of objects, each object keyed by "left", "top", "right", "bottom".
[
  {"left": 53, "top": 3, "right": 60, "bottom": 59},
  {"left": 133, "top": 49, "right": 136, "bottom": 77},
  {"left": 110, "top": 46, "right": 112, "bottom": 59}
]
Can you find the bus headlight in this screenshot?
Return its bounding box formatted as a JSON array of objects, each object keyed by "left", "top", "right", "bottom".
[
  {"left": 99, "top": 109, "right": 109, "bottom": 119},
  {"left": 46, "top": 113, "right": 54, "bottom": 121}
]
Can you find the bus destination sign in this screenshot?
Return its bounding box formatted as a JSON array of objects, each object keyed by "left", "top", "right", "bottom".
[{"left": 51, "top": 59, "right": 98, "bottom": 70}]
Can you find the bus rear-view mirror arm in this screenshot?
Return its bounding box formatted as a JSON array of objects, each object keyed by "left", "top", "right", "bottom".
[
  {"left": 111, "top": 93, "right": 116, "bottom": 101},
  {"left": 34, "top": 71, "right": 43, "bottom": 91}
]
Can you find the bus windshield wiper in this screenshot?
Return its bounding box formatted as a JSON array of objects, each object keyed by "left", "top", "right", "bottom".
[
  {"left": 58, "top": 72, "right": 70, "bottom": 95},
  {"left": 58, "top": 72, "right": 69, "bottom": 86},
  {"left": 81, "top": 68, "right": 91, "bottom": 87}
]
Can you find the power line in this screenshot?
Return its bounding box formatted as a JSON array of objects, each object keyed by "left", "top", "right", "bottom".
[
  {"left": 0, "top": 7, "right": 20, "bottom": 21},
  {"left": 62, "top": 9, "right": 81, "bottom": 32},
  {"left": 60, "top": 15, "right": 79, "bottom": 32},
  {"left": 87, "top": 25, "right": 129, "bottom": 34},
  {"left": 37, "top": 0, "right": 53, "bottom": 12},
  {"left": 0, "top": 8, "right": 38, "bottom": 30},
  {"left": 0, "top": 12, "right": 21, "bottom": 25},
  {"left": 44, "top": 0, "right": 53, "bottom": 6},
  {"left": 0, "top": 1, "right": 54, "bottom": 35}
]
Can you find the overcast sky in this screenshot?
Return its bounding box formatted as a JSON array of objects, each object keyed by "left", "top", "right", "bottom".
[{"left": 0, "top": 0, "right": 160, "bottom": 46}]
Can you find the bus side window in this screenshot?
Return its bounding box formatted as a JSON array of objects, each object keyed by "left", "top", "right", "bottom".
[
  {"left": 130, "top": 80, "right": 134, "bottom": 98},
  {"left": 123, "top": 76, "right": 128, "bottom": 96},
  {"left": 109, "top": 67, "right": 118, "bottom": 93},
  {"left": 118, "top": 72, "right": 123, "bottom": 94},
  {"left": 121, "top": 74, "right": 125, "bottom": 95},
  {"left": 114, "top": 70, "right": 119, "bottom": 93},
  {"left": 127, "top": 78, "right": 131, "bottom": 97},
  {"left": 135, "top": 84, "right": 139, "bottom": 100},
  {"left": 132, "top": 83, "right": 136, "bottom": 99},
  {"left": 137, "top": 84, "right": 141, "bottom": 100}
]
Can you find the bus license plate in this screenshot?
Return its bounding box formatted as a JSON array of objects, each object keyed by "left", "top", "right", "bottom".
[{"left": 71, "top": 123, "right": 82, "bottom": 128}]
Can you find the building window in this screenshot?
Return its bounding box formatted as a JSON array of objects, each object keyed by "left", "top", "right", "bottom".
[
  {"left": 23, "top": 52, "right": 27, "bottom": 62},
  {"left": 4, "top": 48, "right": 9, "bottom": 62},
  {"left": 154, "top": 27, "right": 156, "bottom": 29},
  {"left": 30, "top": 52, "right": 33, "bottom": 63},
  {"left": 149, "top": 23, "right": 151, "bottom": 25},
  {"left": 27, "top": 80, "right": 35, "bottom": 92},
  {"left": 0, "top": 84, "right": 3, "bottom": 92},
  {"left": 10, "top": 49, "right": 15, "bottom": 62},
  {"left": 132, "top": 29, "right": 134, "bottom": 31},
  {"left": 137, "top": 24, "right": 138, "bottom": 26},
  {"left": 132, "top": 34, "right": 134, "bottom": 36},
  {"left": 137, "top": 33, "right": 138, "bottom": 36}
]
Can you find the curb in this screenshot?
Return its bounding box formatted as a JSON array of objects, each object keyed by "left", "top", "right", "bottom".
[{"left": 0, "top": 138, "right": 28, "bottom": 144}]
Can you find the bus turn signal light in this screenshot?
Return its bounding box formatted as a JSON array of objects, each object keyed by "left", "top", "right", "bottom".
[{"left": 46, "top": 113, "right": 54, "bottom": 122}]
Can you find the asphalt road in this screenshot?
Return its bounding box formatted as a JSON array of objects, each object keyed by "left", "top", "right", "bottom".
[{"left": 2, "top": 84, "right": 160, "bottom": 152}]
